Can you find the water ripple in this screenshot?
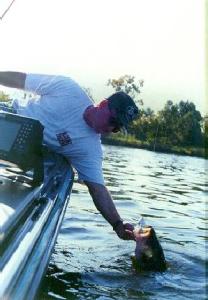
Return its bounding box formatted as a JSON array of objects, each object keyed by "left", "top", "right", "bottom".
[{"left": 38, "top": 146, "right": 206, "bottom": 300}]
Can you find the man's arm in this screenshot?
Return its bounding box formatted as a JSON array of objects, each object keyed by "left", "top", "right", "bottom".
[
  {"left": 85, "top": 181, "right": 135, "bottom": 240},
  {"left": 0, "top": 71, "right": 26, "bottom": 89}
]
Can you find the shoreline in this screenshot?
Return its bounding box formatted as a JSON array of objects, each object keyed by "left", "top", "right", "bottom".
[{"left": 102, "top": 135, "right": 207, "bottom": 159}]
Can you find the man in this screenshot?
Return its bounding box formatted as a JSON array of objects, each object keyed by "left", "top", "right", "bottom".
[{"left": 0, "top": 71, "right": 139, "bottom": 240}]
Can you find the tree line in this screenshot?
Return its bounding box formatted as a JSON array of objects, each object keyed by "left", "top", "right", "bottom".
[
  {"left": 128, "top": 100, "right": 205, "bottom": 148},
  {"left": 107, "top": 75, "right": 207, "bottom": 155}
]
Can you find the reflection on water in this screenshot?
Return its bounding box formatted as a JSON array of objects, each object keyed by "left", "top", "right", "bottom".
[{"left": 38, "top": 146, "right": 207, "bottom": 300}]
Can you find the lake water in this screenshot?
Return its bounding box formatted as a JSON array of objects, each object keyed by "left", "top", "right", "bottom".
[{"left": 38, "top": 145, "right": 207, "bottom": 300}]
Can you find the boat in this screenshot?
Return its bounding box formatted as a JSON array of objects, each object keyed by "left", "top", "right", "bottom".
[{"left": 0, "top": 111, "right": 74, "bottom": 299}]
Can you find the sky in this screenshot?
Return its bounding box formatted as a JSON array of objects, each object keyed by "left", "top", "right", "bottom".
[{"left": 0, "top": 0, "right": 206, "bottom": 114}]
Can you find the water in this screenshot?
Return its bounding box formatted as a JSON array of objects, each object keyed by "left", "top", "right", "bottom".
[{"left": 38, "top": 145, "right": 207, "bottom": 300}]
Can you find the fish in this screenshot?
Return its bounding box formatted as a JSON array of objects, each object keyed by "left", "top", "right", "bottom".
[{"left": 131, "top": 225, "right": 167, "bottom": 272}]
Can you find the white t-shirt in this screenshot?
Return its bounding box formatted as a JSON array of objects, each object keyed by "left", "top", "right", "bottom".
[{"left": 15, "top": 74, "right": 104, "bottom": 184}]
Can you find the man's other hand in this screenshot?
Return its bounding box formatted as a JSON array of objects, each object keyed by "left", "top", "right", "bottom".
[{"left": 115, "top": 222, "right": 135, "bottom": 240}]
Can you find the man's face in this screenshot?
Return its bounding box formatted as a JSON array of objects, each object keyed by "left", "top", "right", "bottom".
[{"left": 83, "top": 99, "right": 123, "bottom": 134}]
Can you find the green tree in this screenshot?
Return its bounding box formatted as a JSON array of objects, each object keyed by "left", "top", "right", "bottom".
[
  {"left": 107, "top": 75, "right": 144, "bottom": 105},
  {"left": 177, "top": 101, "right": 203, "bottom": 146},
  {"left": 129, "top": 108, "right": 157, "bottom": 142},
  {"left": 0, "top": 91, "right": 10, "bottom": 102},
  {"left": 202, "top": 115, "right": 208, "bottom": 157},
  {"left": 156, "top": 100, "right": 203, "bottom": 146}
]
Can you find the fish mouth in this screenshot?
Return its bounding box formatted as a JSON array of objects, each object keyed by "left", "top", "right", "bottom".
[
  {"left": 133, "top": 226, "right": 152, "bottom": 241},
  {"left": 133, "top": 226, "right": 152, "bottom": 261}
]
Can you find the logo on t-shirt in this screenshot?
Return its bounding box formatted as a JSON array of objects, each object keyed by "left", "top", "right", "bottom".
[{"left": 56, "top": 132, "right": 72, "bottom": 146}]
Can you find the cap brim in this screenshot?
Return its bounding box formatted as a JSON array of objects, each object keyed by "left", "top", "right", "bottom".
[
  {"left": 117, "top": 114, "right": 130, "bottom": 134},
  {"left": 120, "top": 126, "right": 128, "bottom": 135},
  {"left": 117, "top": 114, "right": 129, "bottom": 127}
]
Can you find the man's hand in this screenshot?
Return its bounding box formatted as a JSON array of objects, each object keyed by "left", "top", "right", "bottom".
[{"left": 114, "top": 222, "right": 135, "bottom": 240}]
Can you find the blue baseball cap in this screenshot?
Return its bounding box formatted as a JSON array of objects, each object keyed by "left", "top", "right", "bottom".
[{"left": 107, "top": 91, "right": 139, "bottom": 131}]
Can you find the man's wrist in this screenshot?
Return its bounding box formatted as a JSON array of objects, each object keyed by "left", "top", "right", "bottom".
[{"left": 112, "top": 219, "right": 123, "bottom": 231}]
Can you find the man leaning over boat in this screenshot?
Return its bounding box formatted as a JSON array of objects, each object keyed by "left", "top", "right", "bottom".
[{"left": 0, "top": 71, "right": 139, "bottom": 240}]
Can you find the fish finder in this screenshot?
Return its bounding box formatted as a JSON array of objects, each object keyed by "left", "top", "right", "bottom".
[{"left": 0, "top": 112, "right": 44, "bottom": 185}]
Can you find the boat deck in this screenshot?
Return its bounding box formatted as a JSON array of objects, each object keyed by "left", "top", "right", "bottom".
[
  {"left": 0, "top": 163, "right": 42, "bottom": 243},
  {"left": 0, "top": 152, "right": 74, "bottom": 300}
]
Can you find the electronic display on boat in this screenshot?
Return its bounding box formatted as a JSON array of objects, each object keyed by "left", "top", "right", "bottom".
[
  {"left": 0, "top": 119, "right": 21, "bottom": 151},
  {"left": 0, "top": 112, "right": 44, "bottom": 185}
]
